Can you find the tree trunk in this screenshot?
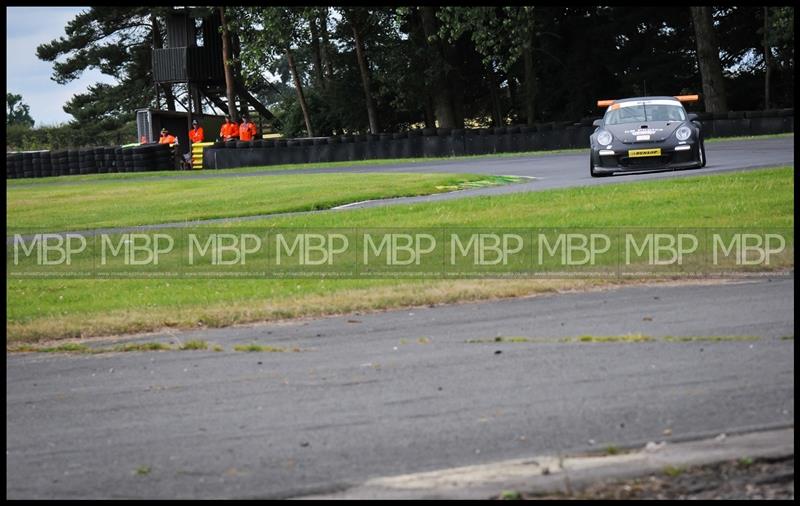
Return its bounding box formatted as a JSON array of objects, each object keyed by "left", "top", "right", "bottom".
[
  {"left": 231, "top": 33, "right": 248, "bottom": 118},
  {"left": 423, "top": 93, "right": 435, "bottom": 129},
  {"left": 690, "top": 6, "right": 728, "bottom": 113},
  {"left": 309, "top": 15, "right": 326, "bottom": 88},
  {"left": 523, "top": 43, "right": 536, "bottom": 126},
  {"left": 219, "top": 6, "right": 238, "bottom": 120},
  {"left": 763, "top": 7, "right": 772, "bottom": 110},
  {"left": 520, "top": 6, "right": 536, "bottom": 126},
  {"left": 487, "top": 66, "right": 503, "bottom": 127},
  {"left": 352, "top": 20, "right": 379, "bottom": 134},
  {"left": 319, "top": 8, "right": 334, "bottom": 80},
  {"left": 420, "top": 6, "right": 459, "bottom": 129},
  {"left": 286, "top": 47, "right": 314, "bottom": 137}
]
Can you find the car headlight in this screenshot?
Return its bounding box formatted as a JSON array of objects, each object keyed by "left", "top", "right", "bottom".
[
  {"left": 596, "top": 129, "right": 613, "bottom": 145},
  {"left": 675, "top": 125, "right": 692, "bottom": 141}
]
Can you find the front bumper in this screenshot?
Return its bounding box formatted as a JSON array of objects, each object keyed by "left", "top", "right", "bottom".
[{"left": 591, "top": 143, "right": 701, "bottom": 173}]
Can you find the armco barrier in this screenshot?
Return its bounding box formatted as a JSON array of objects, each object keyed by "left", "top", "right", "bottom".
[{"left": 6, "top": 109, "right": 794, "bottom": 178}]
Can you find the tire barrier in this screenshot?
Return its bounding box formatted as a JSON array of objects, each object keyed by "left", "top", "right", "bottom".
[
  {"left": 6, "top": 109, "right": 794, "bottom": 178},
  {"left": 7, "top": 152, "right": 22, "bottom": 179},
  {"left": 0, "top": 143, "right": 178, "bottom": 178},
  {"left": 40, "top": 151, "right": 52, "bottom": 177},
  {"left": 67, "top": 149, "right": 80, "bottom": 175}
]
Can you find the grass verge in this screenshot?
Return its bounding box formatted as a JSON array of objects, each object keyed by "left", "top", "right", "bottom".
[
  {"left": 6, "top": 167, "right": 793, "bottom": 345},
  {"left": 6, "top": 173, "right": 517, "bottom": 233}
]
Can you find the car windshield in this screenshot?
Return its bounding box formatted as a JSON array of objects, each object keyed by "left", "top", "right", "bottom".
[{"left": 604, "top": 104, "right": 687, "bottom": 125}]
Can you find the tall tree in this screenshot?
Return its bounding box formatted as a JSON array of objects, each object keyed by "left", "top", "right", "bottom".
[
  {"left": 307, "top": 10, "right": 327, "bottom": 89},
  {"left": 690, "top": 6, "right": 728, "bottom": 113},
  {"left": 219, "top": 6, "right": 239, "bottom": 120},
  {"left": 6, "top": 93, "right": 35, "bottom": 127},
  {"left": 762, "top": 7, "right": 772, "bottom": 109},
  {"left": 341, "top": 8, "right": 380, "bottom": 134},
  {"left": 238, "top": 7, "right": 315, "bottom": 136},
  {"left": 418, "top": 6, "right": 461, "bottom": 129},
  {"left": 438, "top": 6, "right": 538, "bottom": 125},
  {"left": 36, "top": 7, "right": 164, "bottom": 139}
]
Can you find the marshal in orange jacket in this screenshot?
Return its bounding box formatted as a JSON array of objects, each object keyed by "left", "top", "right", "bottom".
[
  {"left": 239, "top": 121, "right": 257, "bottom": 141},
  {"left": 189, "top": 126, "right": 204, "bottom": 143}
]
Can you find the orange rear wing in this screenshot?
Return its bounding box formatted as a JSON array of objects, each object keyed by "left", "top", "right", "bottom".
[
  {"left": 597, "top": 94, "right": 700, "bottom": 108},
  {"left": 674, "top": 94, "right": 700, "bottom": 103}
]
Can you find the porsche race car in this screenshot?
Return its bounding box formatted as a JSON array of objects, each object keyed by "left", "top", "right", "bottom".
[{"left": 589, "top": 95, "right": 706, "bottom": 177}]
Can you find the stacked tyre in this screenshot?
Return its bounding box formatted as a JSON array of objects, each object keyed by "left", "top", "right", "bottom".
[
  {"left": 132, "top": 144, "right": 159, "bottom": 172},
  {"left": 94, "top": 147, "right": 107, "bottom": 173},
  {"left": 132, "top": 146, "right": 149, "bottom": 172},
  {"left": 32, "top": 151, "right": 42, "bottom": 178},
  {"left": 51, "top": 150, "right": 68, "bottom": 177},
  {"left": 114, "top": 147, "right": 124, "bottom": 173},
  {"left": 6, "top": 153, "right": 18, "bottom": 179},
  {"left": 79, "top": 148, "right": 96, "bottom": 174},
  {"left": 67, "top": 149, "right": 80, "bottom": 175},
  {"left": 40, "top": 151, "right": 53, "bottom": 178},
  {"left": 122, "top": 146, "right": 135, "bottom": 172},
  {"left": 21, "top": 152, "right": 34, "bottom": 178},
  {"left": 153, "top": 144, "right": 173, "bottom": 170},
  {"left": 105, "top": 147, "right": 117, "bottom": 173}
]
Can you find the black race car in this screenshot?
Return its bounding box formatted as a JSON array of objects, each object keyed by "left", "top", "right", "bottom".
[{"left": 589, "top": 95, "right": 706, "bottom": 177}]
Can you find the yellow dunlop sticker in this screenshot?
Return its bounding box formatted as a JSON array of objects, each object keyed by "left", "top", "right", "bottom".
[{"left": 628, "top": 148, "right": 662, "bottom": 158}]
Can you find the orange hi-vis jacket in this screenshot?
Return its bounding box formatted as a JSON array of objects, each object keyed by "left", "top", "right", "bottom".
[
  {"left": 220, "top": 122, "right": 238, "bottom": 141},
  {"left": 239, "top": 121, "right": 257, "bottom": 141},
  {"left": 189, "top": 127, "right": 204, "bottom": 143},
  {"left": 159, "top": 134, "right": 177, "bottom": 145}
]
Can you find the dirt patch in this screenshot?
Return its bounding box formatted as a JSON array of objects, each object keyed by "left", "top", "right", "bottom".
[{"left": 516, "top": 456, "right": 794, "bottom": 500}]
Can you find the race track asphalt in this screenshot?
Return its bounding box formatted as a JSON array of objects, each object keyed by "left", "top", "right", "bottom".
[{"left": 6, "top": 276, "right": 794, "bottom": 499}]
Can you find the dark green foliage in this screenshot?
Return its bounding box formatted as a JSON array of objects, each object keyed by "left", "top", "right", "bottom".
[
  {"left": 32, "top": 6, "right": 794, "bottom": 145},
  {"left": 7, "top": 93, "right": 35, "bottom": 128}
]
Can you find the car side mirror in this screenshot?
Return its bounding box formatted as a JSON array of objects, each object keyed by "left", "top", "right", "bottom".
[
  {"left": 687, "top": 113, "right": 698, "bottom": 121},
  {"left": 592, "top": 119, "right": 603, "bottom": 127}
]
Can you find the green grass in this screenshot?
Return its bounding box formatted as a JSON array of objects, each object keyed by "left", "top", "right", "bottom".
[
  {"left": 115, "top": 342, "right": 173, "bottom": 352},
  {"left": 6, "top": 172, "right": 516, "bottom": 233},
  {"left": 179, "top": 339, "right": 209, "bottom": 350},
  {"left": 233, "top": 343, "right": 295, "bottom": 352},
  {"left": 9, "top": 341, "right": 173, "bottom": 354},
  {"left": 578, "top": 334, "right": 655, "bottom": 343},
  {"left": 238, "top": 166, "right": 793, "bottom": 230},
  {"left": 134, "top": 465, "right": 151, "bottom": 476},
  {"left": 6, "top": 167, "right": 793, "bottom": 344},
  {"left": 663, "top": 465, "right": 686, "bottom": 477},
  {"left": 737, "top": 456, "right": 754, "bottom": 467},
  {"left": 499, "top": 490, "right": 523, "bottom": 500}
]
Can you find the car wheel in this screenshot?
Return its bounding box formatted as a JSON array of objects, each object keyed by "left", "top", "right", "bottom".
[
  {"left": 698, "top": 140, "right": 707, "bottom": 168},
  {"left": 590, "top": 156, "right": 610, "bottom": 177}
]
